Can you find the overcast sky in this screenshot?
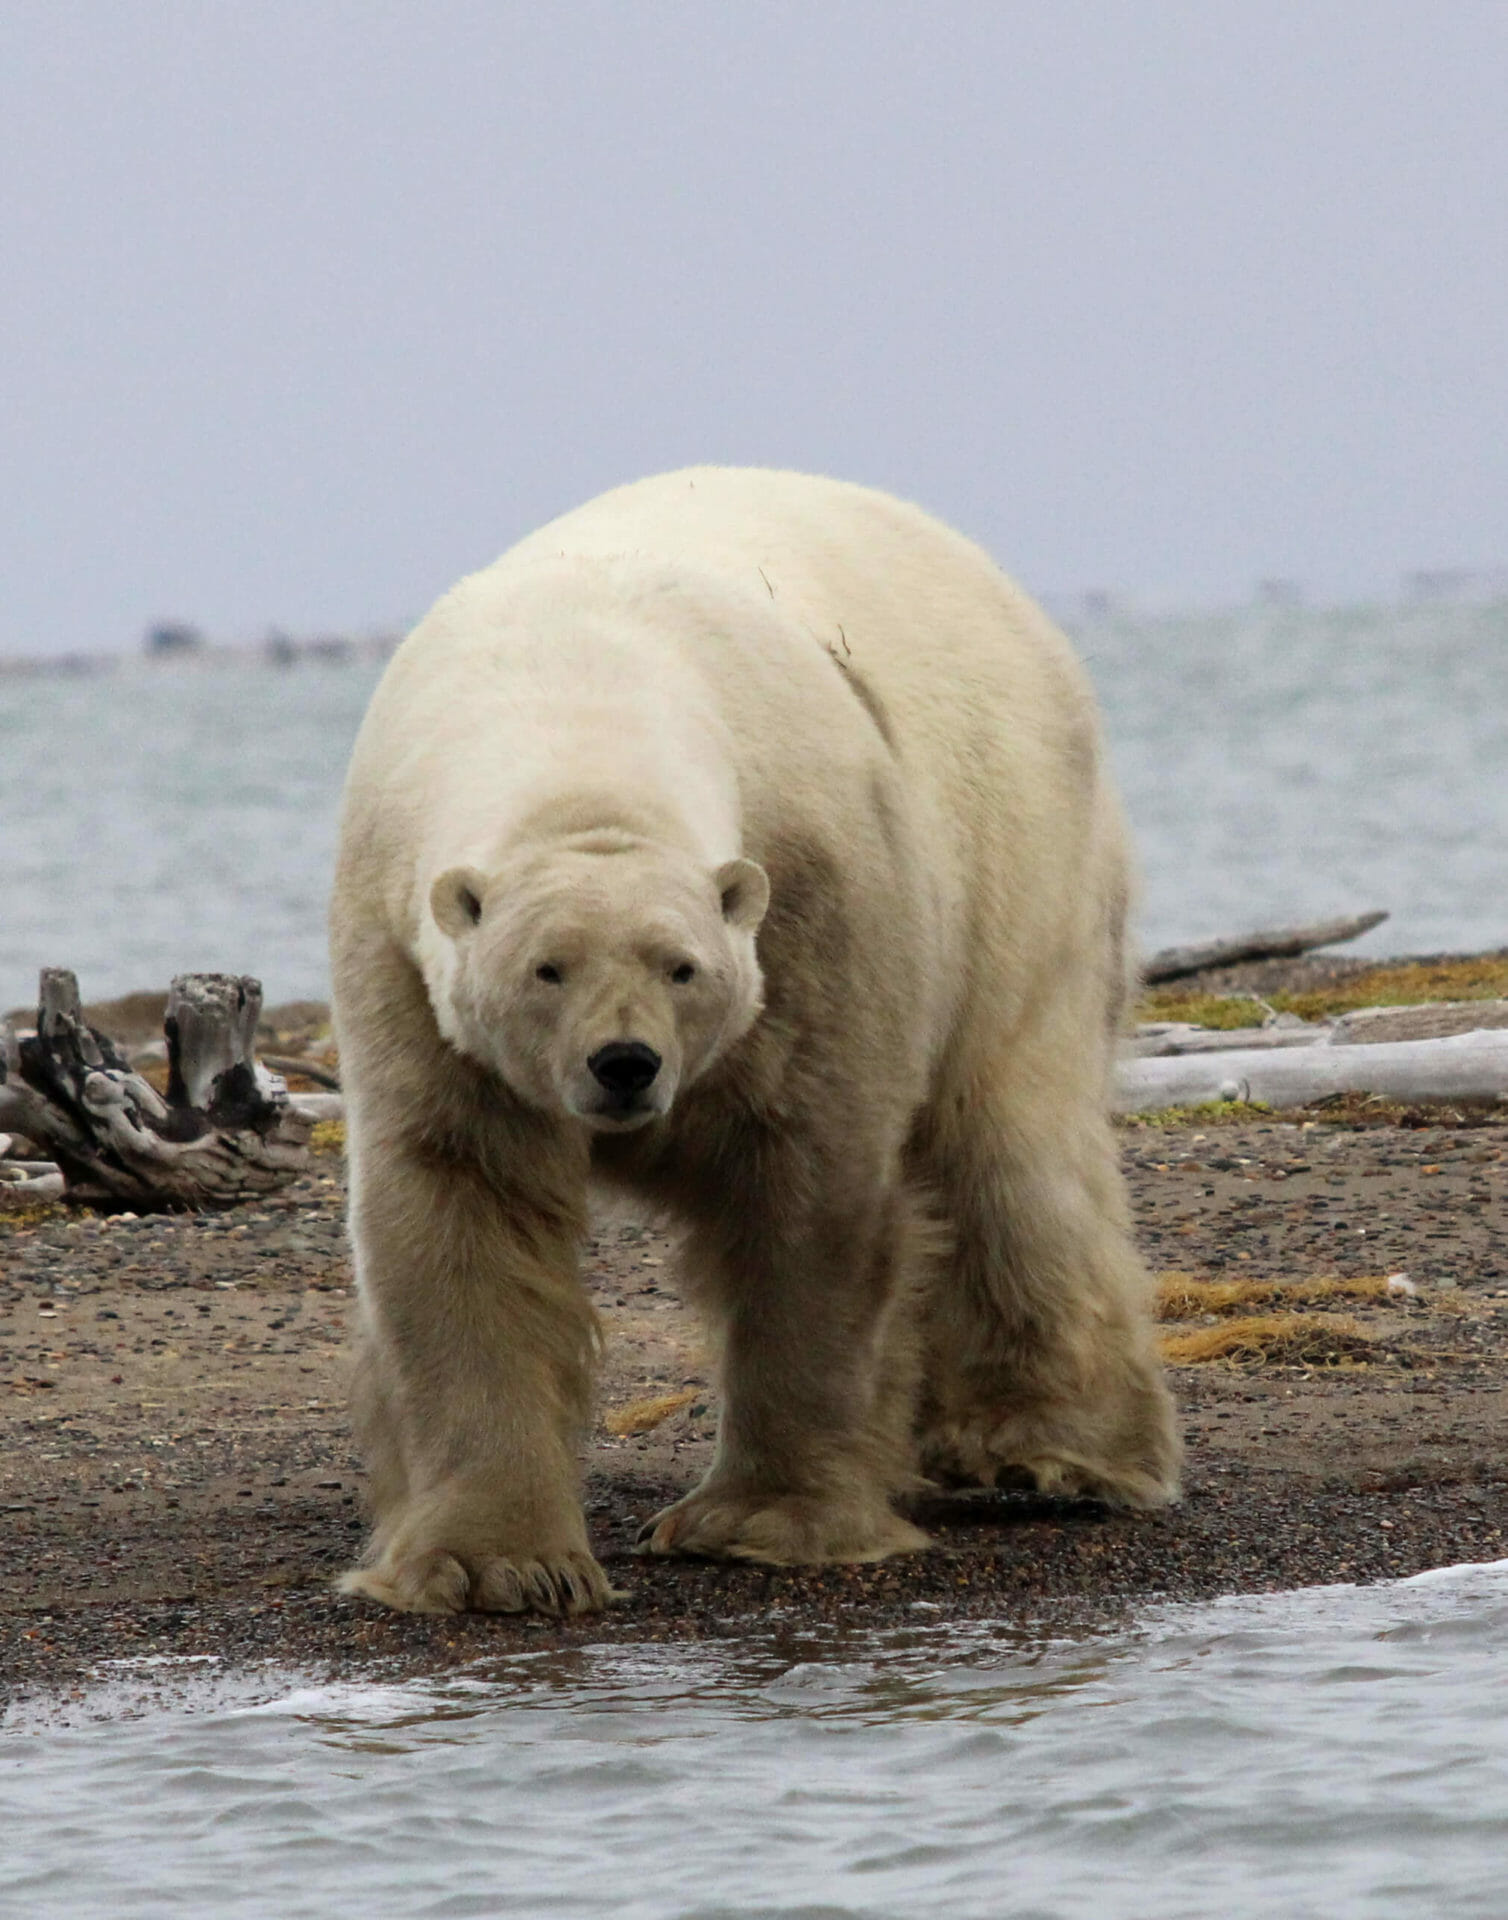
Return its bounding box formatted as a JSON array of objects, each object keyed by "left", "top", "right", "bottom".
[{"left": 3, "top": 2, "right": 1505, "bottom": 656}]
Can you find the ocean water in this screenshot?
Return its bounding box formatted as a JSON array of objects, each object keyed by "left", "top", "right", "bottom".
[
  {"left": 5, "top": 1563, "right": 1508, "bottom": 1919},
  {"left": 1081, "top": 597, "right": 1508, "bottom": 966},
  {"left": 1, "top": 595, "right": 1505, "bottom": 1012}
]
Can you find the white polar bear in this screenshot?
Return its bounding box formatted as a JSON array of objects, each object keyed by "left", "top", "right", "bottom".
[{"left": 330, "top": 467, "right": 1180, "bottom": 1615}]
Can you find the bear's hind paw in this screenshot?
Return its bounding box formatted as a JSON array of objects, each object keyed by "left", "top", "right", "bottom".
[
  {"left": 636, "top": 1488, "right": 928, "bottom": 1567},
  {"left": 921, "top": 1429, "right": 1181, "bottom": 1512}
]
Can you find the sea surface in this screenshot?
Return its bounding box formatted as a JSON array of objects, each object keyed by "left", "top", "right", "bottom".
[
  {"left": 1, "top": 595, "right": 1505, "bottom": 1011},
  {"left": 5, "top": 1563, "right": 1508, "bottom": 1919}
]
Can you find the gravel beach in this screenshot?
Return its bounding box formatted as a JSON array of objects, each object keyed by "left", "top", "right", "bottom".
[{"left": 3, "top": 966, "right": 1506, "bottom": 1701}]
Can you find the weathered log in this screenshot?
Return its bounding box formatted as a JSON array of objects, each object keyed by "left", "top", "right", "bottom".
[
  {"left": 1142, "top": 911, "right": 1389, "bottom": 984},
  {"left": 261, "top": 1052, "right": 342, "bottom": 1091},
  {"left": 0, "top": 969, "right": 312, "bottom": 1208},
  {"left": 1329, "top": 999, "right": 1508, "bottom": 1045},
  {"left": 0, "top": 1170, "right": 65, "bottom": 1204},
  {"left": 1131, "top": 998, "right": 1508, "bottom": 1059},
  {"left": 1115, "top": 1027, "right": 1508, "bottom": 1114},
  {"left": 1131, "top": 1020, "right": 1329, "bottom": 1057}
]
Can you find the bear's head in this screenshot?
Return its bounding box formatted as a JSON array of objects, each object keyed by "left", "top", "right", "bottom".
[{"left": 426, "top": 838, "right": 769, "bottom": 1130}]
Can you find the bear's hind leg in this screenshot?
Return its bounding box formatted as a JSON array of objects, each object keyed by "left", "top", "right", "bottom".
[
  {"left": 638, "top": 1158, "right": 937, "bottom": 1566},
  {"left": 917, "top": 1050, "right": 1181, "bottom": 1511}
]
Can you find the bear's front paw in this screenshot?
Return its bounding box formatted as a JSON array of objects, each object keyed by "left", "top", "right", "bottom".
[
  {"left": 637, "top": 1485, "right": 928, "bottom": 1567},
  {"left": 338, "top": 1545, "right": 615, "bottom": 1616}
]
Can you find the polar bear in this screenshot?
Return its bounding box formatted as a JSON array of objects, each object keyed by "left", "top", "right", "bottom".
[{"left": 330, "top": 467, "right": 1180, "bottom": 1615}]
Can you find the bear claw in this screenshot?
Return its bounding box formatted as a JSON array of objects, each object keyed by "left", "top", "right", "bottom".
[
  {"left": 635, "top": 1489, "right": 929, "bottom": 1567},
  {"left": 338, "top": 1546, "right": 616, "bottom": 1616}
]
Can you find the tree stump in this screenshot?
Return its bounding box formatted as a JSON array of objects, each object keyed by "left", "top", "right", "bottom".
[{"left": 0, "top": 969, "right": 313, "bottom": 1209}]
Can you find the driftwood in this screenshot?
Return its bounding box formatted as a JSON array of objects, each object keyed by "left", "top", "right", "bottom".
[
  {"left": 1115, "top": 1027, "right": 1508, "bottom": 1114},
  {"left": 1142, "top": 911, "right": 1389, "bottom": 984},
  {"left": 0, "top": 969, "right": 312, "bottom": 1208},
  {"left": 1132, "top": 1020, "right": 1326, "bottom": 1058},
  {"left": 1329, "top": 1000, "right": 1508, "bottom": 1046},
  {"left": 261, "top": 1052, "right": 342, "bottom": 1091},
  {"left": 1132, "top": 999, "right": 1508, "bottom": 1060}
]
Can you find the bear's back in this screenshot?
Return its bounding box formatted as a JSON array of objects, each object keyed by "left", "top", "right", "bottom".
[
  {"left": 516, "top": 466, "right": 1108, "bottom": 874},
  {"left": 512, "top": 466, "right": 1093, "bottom": 751}
]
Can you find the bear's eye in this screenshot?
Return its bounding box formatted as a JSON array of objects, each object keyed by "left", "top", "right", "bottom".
[
  {"left": 535, "top": 963, "right": 564, "bottom": 985},
  {"left": 670, "top": 961, "right": 696, "bottom": 985}
]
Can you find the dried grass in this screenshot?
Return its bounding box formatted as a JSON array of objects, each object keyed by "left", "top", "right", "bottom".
[
  {"left": 309, "top": 1120, "right": 346, "bottom": 1155},
  {"left": 1293, "top": 1091, "right": 1500, "bottom": 1130},
  {"left": 603, "top": 1387, "right": 701, "bottom": 1436},
  {"left": 1155, "top": 1271, "right": 1394, "bottom": 1320},
  {"left": 1159, "top": 1312, "right": 1383, "bottom": 1368}
]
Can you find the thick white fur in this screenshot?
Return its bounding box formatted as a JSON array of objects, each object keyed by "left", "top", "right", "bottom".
[{"left": 331, "top": 467, "right": 1180, "bottom": 1615}]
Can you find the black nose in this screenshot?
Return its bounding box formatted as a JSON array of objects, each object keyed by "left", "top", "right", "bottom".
[{"left": 588, "top": 1041, "right": 662, "bottom": 1096}]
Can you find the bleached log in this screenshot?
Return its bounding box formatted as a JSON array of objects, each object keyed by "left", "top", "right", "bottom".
[
  {"left": 1142, "top": 911, "right": 1389, "bottom": 983},
  {"left": 0, "top": 969, "right": 312, "bottom": 1208},
  {"left": 1131, "top": 1022, "right": 1330, "bottom": 1057},
  {"left": 1115, "top": 1027, "right": 1508, "bottom": 1114},
  {"left": 1132, "top": 999, "right": 1508, "bottom": 1059},
  {"left": 0, "top": 1170, "right": 65, "bottom": 1204}
]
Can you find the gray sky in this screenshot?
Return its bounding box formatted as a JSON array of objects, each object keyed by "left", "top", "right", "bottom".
[{"left": 3, "top": 2, "right": 1505, "bottom": 656}]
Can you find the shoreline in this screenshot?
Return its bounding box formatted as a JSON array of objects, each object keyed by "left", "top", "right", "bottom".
[{"left": 4, "top": 956, "right": 1507, "bottom": 1699}]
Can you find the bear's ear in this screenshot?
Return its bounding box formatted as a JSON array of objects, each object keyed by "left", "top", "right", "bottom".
[
  {"left": 714, "top": 857, "right": 770, "bottom": 933},
  {"left": 430, "top": 866, "right": 489, "bottom": 939}
]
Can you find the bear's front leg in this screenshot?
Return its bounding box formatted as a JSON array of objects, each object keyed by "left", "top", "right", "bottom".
[
  {"left": 639, "top": 1170, "right": 932, "bottom": 1567},
  {"left": 340, "top": 1133, "right": 612, "bottom": 1616}
]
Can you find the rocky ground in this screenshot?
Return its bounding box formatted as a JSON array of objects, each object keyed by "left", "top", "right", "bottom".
[{"left": 2, "top": 962, "right": 1506, "bottom": 1702}]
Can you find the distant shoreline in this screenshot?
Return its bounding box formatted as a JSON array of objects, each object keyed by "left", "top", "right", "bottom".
[
  {"left": 0, "top": 632, "right": 401, "bottom": 680},
  {"left": 4, "top": 580, "right": 1507, "bottom": 679}
]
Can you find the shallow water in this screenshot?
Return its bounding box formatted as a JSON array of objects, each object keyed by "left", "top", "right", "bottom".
[
  {"left": 2, "top": 596, "right": 1505, "bottom": 1009},
  {"left": 6, "top": 1564, "right": 1508, "bottom": 1919}
]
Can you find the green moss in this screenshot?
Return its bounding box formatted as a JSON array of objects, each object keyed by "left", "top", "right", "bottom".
[
  {"left": 0, "top": 1201, "right": 66, "bottom": 1229},
  {"left": 1268, "top": 955, "right": 1508, "bottom": 1022},
  {"left": 1141, "top": 954, "right": 1508, "bottom": 1029},
  {"left": 1137, "top": 992, "right": 1271, "bottom": 1029},
  {"left": 1117, "top": 1099, "right": 1272, "bottom": 1129}
]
